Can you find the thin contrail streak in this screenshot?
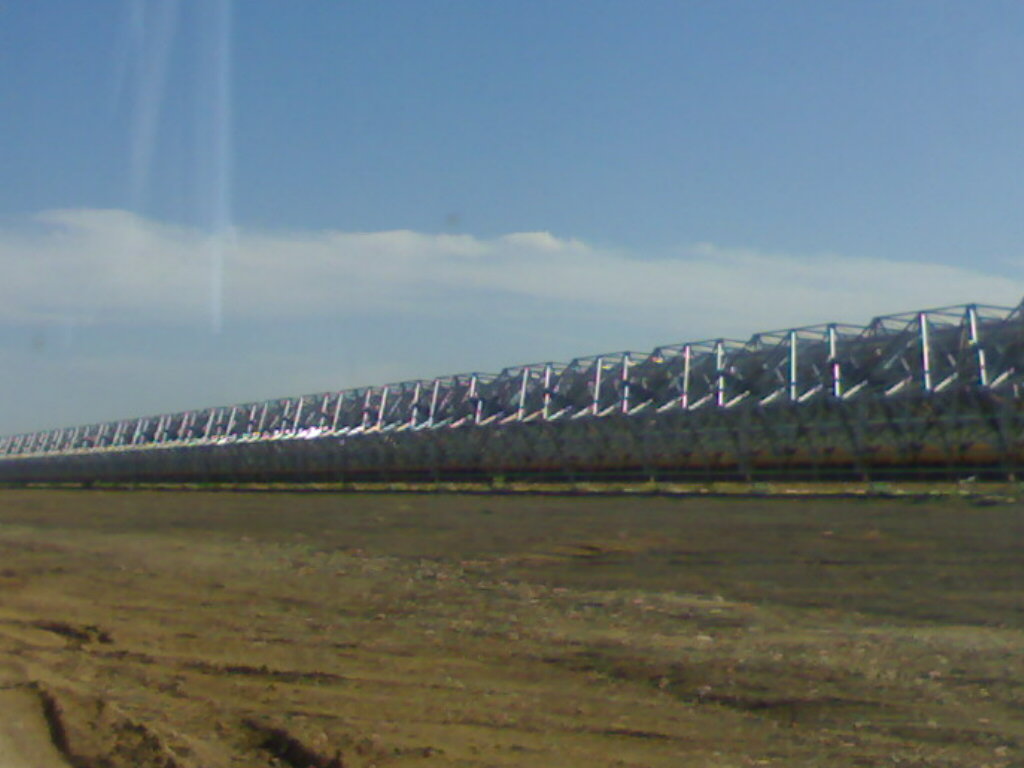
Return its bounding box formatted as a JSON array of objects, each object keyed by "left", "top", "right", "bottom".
[
  {"left": 206, "top": 0, "right": 234, "bottom": 334},
  {"left": 127, "top": 0, "right": 179, "bottom": 210}
]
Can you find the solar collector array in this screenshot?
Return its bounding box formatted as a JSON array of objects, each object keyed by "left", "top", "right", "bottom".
[{"left": 2, "top": 301, "right": 1022, "bottom": 483}]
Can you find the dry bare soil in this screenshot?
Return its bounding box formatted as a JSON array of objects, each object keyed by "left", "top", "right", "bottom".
[{"left": 0, "top": 490, "right": 1022, "bottom": 767}]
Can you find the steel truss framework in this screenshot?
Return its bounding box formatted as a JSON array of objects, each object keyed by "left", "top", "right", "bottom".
[{"left": 3, "top": 301, "right": 1024, "bottom": 483}]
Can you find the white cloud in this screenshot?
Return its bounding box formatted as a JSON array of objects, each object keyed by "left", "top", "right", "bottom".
[
  {"left": 2, "top": 208, "right": 1022, "bottom": 340},
  {"left": 2, "top": 208, "right": 1023, "bottom": 433}
]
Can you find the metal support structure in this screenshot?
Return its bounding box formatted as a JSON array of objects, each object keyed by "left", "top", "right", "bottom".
[{"left": 3, "top": 299, "right": 1024, "bottom": 483}]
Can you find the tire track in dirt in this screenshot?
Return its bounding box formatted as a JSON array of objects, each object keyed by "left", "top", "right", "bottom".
[
  {"left": 0, "top": 659, "right": 71, "bottom": 768},
  {"left": 0, "top": 687, "right": 72, "bottom": 768}
]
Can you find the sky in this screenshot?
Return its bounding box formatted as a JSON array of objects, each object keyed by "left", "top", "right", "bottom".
[{"left": 3, "top": 1, "right": 1024, "bottom": 434}]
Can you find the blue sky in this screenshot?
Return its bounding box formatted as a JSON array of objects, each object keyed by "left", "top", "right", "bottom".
[{"left": 3, "top": 1, "right": 1024, "bottom": 433}]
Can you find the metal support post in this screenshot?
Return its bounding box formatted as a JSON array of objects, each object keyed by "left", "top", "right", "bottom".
[
  {"left": 361, "top": 389, "right": 374, "bottom": 429},
  {"left": 828, "top": 325, "right": 842, "bottom": 398},
  {"left": 621, "top": 354, "right": 631, "bottom": 413},
  {"left": 919, "top": 312, "right": 933, "bottom": 392},
  {"left": 967, "top": 305, "right": 989, "bottom": 387},
  {"left": 428, "top": 379, "right": 441, "bottom": 427},
  {"left": 203, "top": 409, "right": 218, "bottom": 439},
  {"left": 715, "top": 341, "right": 726, "bottom": 407},
  {"left": 317, "top": 395, "right": 330, "bottom": 427},
  {"left": 788, "top": 330, "right": 798, "bottom": 401},
  {"left": 376, "top": 387, "right": 389, "bottom": 429},
  {"left": 517, "top": 368, "right": 529, "bottom": 420},
  {"left": 330, "top": 393, "right": 344, "bottom": 432},
  {"left": 681, "top": 345, "right": 692, "bottom": 409},
  {"left": 543, "top": 364, "right": 553, "bottom": 420},
  {"left": 410, "top": 382, "right": 422, "bottom": 427},
  {"left": 470, "top": 375, "right": 482, "bottom": 424}
]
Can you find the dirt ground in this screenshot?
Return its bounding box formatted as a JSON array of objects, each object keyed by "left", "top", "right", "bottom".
[{"left": 0, "top": 490, "right": 1022, "bottom": 767}]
